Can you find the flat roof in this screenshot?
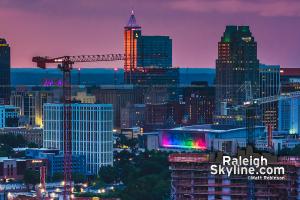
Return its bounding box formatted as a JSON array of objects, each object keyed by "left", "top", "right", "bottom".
[{"left": 167, "top": 124, "right": 265, "bottom": 133}]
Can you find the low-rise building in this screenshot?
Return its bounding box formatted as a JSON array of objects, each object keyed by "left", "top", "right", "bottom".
[
  {"left": 25, "top": 148, "right": 86, "bottom": 177},
  {"left": 0, "top": 157, "right": 47, "bottom": 181},
  {"left": 0, "top": 127, "right": 43, "bottom": 147},
  {"left": 159, "top": 124, "right": 265, "bottom": 152},
  {"left": 0, "top": 105, "right": 20, "bottom": 128}
]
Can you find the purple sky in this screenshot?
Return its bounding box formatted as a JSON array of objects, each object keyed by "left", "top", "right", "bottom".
[{"left": 0, "top": 0, "right": 300, "bottom": 68}]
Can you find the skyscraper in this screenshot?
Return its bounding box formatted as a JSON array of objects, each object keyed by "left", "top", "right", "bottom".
[
  {"left": 123, "top": 11, "right": 174, "bottom": 84},
  {"left": 0, "top": 38, "right": 11, "bottom": 105},
  {"left": 137, "top": 36, "right": 172, "bottom": 68},
  {"left": 43, "top": 103, "right": 113, "bottom": 174},
  {"left": 124, "top": 10, "right": 141, "bottom": 83},
  {"left": 259, "top": 64, "right": 280, "bottom": 129},
  {"left": 215, "top": 26, "right": 259, "bottom": 122}
]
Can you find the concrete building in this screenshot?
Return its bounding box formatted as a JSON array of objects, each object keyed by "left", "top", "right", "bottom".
[
  {"left": 43, "top": 103, "right": 113, "bottom": 175},
  {"left": 139, "top": 132, "right": 159, "bottom": 151},
  {"left": 72, "top": 91, "right": 96, "bottom": 104},
  {"left": 90, "top": 85, "right": 143, "bottom": 128},
  {"left": 120, "top": 104, "right": 146, "bottom": 129},
  {"left": 0, "top": 157, "right": 47, "bottom": 181}
]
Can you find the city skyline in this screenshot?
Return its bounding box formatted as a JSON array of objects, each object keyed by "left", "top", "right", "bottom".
[{"left": 0, "top": 0, "right": 300, "bottom": 68}]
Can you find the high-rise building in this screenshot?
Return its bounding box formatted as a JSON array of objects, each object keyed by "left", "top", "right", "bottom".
[
  {"left": 0, "top": 38, "right": 11, "bottom": 105},
  {"left": 137, "top": 36, "right": 172, "bottom": 68},
  {"left": 259, "top": 64, "right": 281, "bottom": 129},
  {"left": 43, "top": 103, "right": 113, "bottom": 175},
  {"left": 183, "top": 81, "right": 215, "bottom": 125},
  {"left": 120, "top": 104, "right": 146, "bottom": 129},
  {"left": 123, "top": 11, "right": 174, "bottom": 84},
  {"left": 215, "top": 26, "right": 259, "bottom": 121},
  {"left": 90, "top": 85, "right": 144, "bottom": 128},
  {"left": 10, "top": 90, "right": 53, "bottom": 127},
  {"left": 124, "top": 10, "right": 142, "bottom": 83}
]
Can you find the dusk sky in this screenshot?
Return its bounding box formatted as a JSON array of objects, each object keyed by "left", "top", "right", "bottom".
[{"left": 0, "top": 0, "right": 300, "bottom": 68}]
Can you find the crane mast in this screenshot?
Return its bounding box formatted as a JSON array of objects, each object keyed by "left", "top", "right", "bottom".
[{"left": 32, "top": 54, "right": 125, "bottom": 200}]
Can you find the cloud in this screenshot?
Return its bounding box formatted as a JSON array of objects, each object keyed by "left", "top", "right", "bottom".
[{"left": 169, "top": 0, "right": 300, "bottom": 17}]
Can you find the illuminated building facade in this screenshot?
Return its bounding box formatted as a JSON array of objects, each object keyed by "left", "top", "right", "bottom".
[
  {"left": 10, "top": 90, "right": 53, "bottom": 127},
  {"left": 0, "top": 105, "right": 20, "bottom": 128},
  {"left": 215, "top": 26, "right": 259, "bottom": 124},
  {"left": 169, "top": 154, "right": 300, "bottom": 200},
  {"left": 124, "top": 11, "right": 174, "bottom": 84},
  {"left": 25, "top": 148, "right": 86, "bottom": 176},
  {"left": 159, "top": 124, "right": 265, "bottom": 151},
  {"left": 259, "top": 64, "right": 281, "bottom": 130},
  {"left": 43, "top": 103, "right": 113, "bottom": 174},
  {"left": 278, "top": 96, "right": 300, "bottom": 135},
  {"left": 0, "top": 38, "right": 11, "bottom": 105},
  {"left": 183, "top": 81, "right": 215, "bottom": 125},
  {"left": 124, "top": 10, "right": 141, "bottom": 83},
  {"left": 137, "top": 36, "right": 172, "bottom": 68}
]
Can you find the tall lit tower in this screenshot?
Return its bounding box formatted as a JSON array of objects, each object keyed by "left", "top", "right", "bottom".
[
  {"left": 215, "top": 26, "right": 259, "bottom": 118},
  {"left": 124, "top": 10, "right": 141, "bottom": 84},
  {"left": 0, "top": 38, "right": 11, "bottom": 105}
]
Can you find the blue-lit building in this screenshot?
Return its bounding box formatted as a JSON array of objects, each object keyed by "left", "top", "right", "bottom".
[
  {"left": 0, "top": 105, "right": 20, "bottom": 128},
  {"left": 25, "top": 148, "right": 86, "bottom": 176},
  {"left": 278, "top": 96, "right": 300, "bottom": 135},
  {"left": 43, "top": 103, "right": 113, "bottom": 175}
]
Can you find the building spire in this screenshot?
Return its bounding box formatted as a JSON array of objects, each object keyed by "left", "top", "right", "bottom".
[{"left": 126, "top": 9, "right": 140, "bottom": 28}]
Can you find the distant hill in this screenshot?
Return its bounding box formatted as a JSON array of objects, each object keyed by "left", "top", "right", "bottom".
[{"left": 11, "top": 68, "right": 215, "bottom": 86}]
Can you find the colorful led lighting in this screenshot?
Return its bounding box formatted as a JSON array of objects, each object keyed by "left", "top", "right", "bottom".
[{"left": 161, "top": 132, "right": 206, "bottom": 150}]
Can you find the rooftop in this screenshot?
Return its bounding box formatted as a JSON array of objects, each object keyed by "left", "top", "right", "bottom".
[
  {"left": 125, "top": 10, "right": 140, "bottom": 28},
  {"left": 169, "top": 124, "right": 265, "bottom": 133}
]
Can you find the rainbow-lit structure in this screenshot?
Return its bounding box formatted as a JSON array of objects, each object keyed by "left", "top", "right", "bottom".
[
  {"left": 159, "top": 124, "right": 265, "bottom": 151},
  {"left": 161, "top": 130, "right": 206, "bottom": 150}
]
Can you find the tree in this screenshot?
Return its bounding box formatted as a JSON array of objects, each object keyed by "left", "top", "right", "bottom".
[
  {"left": 72, "top": 172, "right": 86, "bottom": 183},
  {"left": 0, "top": 144, "right": 13, "bottom": 157},
  {"left": 24, "top": 169, "right": 40, "bottom": 186},
  {"left": 52, "top": 172, "right": 64, "bottom": 182},
  {"left": 28, "top": 142, "right": 39, "bottom": 148},
  {"left": 99, "top": 166, "right": 118, "bottom": 184}
]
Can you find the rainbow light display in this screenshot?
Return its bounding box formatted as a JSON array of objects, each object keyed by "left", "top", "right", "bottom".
[{"left": 161, "top": 131, "right": 207, "bottom": 150}]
